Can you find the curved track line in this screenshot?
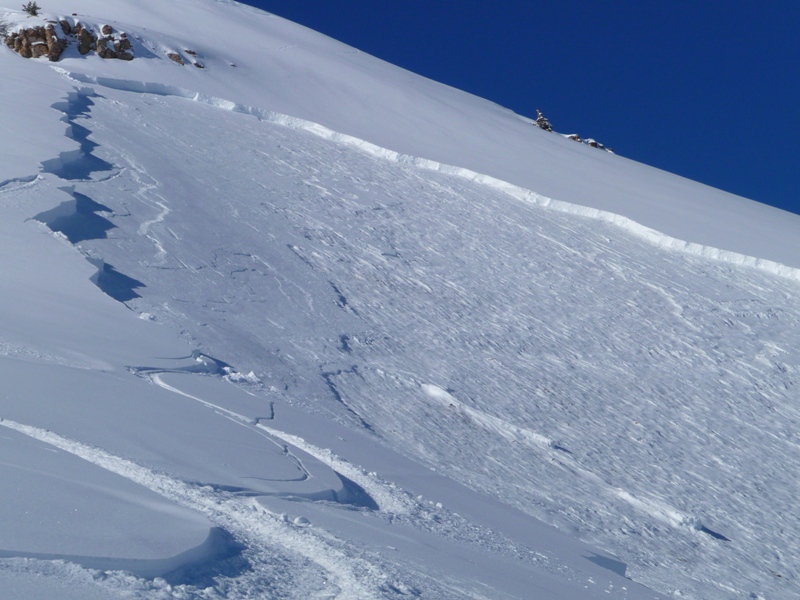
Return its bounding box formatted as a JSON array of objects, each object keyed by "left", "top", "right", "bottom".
[
  {"left": 0, "top": 417, "right": 389, "bottom": 598},
  {"left": 146, "top": 373, "right": 411, "bottom": 515}
]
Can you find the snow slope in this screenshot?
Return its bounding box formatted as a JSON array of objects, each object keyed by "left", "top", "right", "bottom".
[{"left": 2, "top": 1, "right": 800, "bottom": 598}]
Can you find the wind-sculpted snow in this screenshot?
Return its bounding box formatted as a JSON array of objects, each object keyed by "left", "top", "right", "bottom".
[
  {"left": 3, "top": 1, "right": 800, "bottom": 596},
  {"left": 1, "top": 85, "right": 669, "bottom": 598},
  {"left": 1, "top": 355, "right": 624, "bottom": 598},
  {"left": 0, "top": 423, "right": 235, "bottom": 581},
  {"left": 0, "top": 174, "right": 39, "bottom": 190},
  {"left": 0, "top": 418, "right": 395, "bottom": 598},
  {"left": 14, "top": 83, "right": 794, "bottom": 598},
  {"left": 52, "top": 67, "right": 800, "bottom": 284}
]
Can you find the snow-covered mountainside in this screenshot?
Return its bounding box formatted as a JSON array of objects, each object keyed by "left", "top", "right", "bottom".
[{"left": 3, "top": 1, "right": 800, "bottom": 598}]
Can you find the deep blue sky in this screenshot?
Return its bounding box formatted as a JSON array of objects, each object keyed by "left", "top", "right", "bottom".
[{"left": 243, "top": 1, "right": 799, "bottom": 214}]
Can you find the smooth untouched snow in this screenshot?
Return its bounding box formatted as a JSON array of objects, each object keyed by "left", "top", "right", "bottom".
[{"left": 1, "top": 1, "right": 799, "bottom": 598}]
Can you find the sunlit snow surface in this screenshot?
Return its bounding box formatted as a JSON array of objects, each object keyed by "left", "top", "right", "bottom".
[{"left": 2, "top": 1, "right": 800, "bottom": 598}]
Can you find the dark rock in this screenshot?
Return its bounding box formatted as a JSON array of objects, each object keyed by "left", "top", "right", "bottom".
[
  {"left": 44, "top": 25, "right": 61, "bottom": 51},
  {"left": 167, "top": 52, "right": 184, "bottom": 65},
  {"left": 534, "top": 109, "right": 554, "bottom": 132},
  {"left": 77, "top": 28, "right": 94, "bottom": 55},
  {"left": 30, "top": 43, "right": 48, "bottom": 58},
  {"left": 4, "top": 17, "right": 133, "bottom": 63},
  {"left": 96, "top": 38, "right": 117, "bottom": 59}
]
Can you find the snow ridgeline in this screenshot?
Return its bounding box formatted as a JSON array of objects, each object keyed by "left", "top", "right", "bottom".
[{"left": 54, "top": 67, "right": 800, "bottom": 285}]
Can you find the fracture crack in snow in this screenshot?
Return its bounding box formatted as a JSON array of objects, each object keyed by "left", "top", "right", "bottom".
[
  {"left": 51, "top": 66, "right": 800, "bottom": 284},
  {"left": 41, "top": 89, "right": 117, "bottom": 182},
  {"left": 33, "top": 187, "right": 116, "bottom": 244},
  {"left": 322, "top": 367, "right": 374, "bottom": 432},
  {"left": 32, "top": 87, "right": 146, "bottom": 305}
]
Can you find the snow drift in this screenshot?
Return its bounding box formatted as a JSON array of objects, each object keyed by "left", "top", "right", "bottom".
[{"left": 2, "top": 1, "right": 800, "bottom": 598}]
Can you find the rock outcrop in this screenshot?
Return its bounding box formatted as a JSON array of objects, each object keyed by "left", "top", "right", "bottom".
[
  {"left": 532, "top": 110, "right": 613, "bottom": 153},
  {"left": 4, "top": 23, "right": 67, "bottom": 61},
  {"left": 94, "top": 25, "right": 134, "bottom": 61},
  {"left": 72, "top": 22, "right": 95, "bottom": 55},
  {"left": 534, "top": 109, "right": 553, "bottom": 132},
  {"left": 563, "top": 133, "right": 613, "bottom": 153},
  {"left": 4, "top": 19, "right": 135, "bottom": 62},
  {"left": 3, "top": 15, "right": 211, "bottom": 68},
  {"left": 167, "top": 49, "right": 204, "bottom": 68}
]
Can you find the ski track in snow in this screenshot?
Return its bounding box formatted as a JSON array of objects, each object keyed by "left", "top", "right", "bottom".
[
  {"left": 145, "top": 372, "right": 413, "bottom": 515},
  {"left": 12, "top": 64, "right": 800, "bottom": 598},
  {"left": 51, "top": 66, "right": 800, "bottom": 284},
  {"left": 0, "top": 417, "right": 397, "bottom": 599},
  {"left": 0, "top": 374, "right": 562, "bottom": 599},
  {"left": 254, "top": 422, "right": 414, "bottom": 516}
]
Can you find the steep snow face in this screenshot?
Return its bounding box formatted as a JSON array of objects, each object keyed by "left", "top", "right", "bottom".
[
  {"left": 2, "top": 1, "right": 800, "bottom": 599},
  {"left": 4, "top": 0, "right": 800, "bottom": 269},
  {"left": 25, "top": 84, "right": 799, "bottom": 599}
]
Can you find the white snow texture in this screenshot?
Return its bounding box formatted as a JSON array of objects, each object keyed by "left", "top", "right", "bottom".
[{"left": 2, "top": 1, "right": 800, "bottom": 598}]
